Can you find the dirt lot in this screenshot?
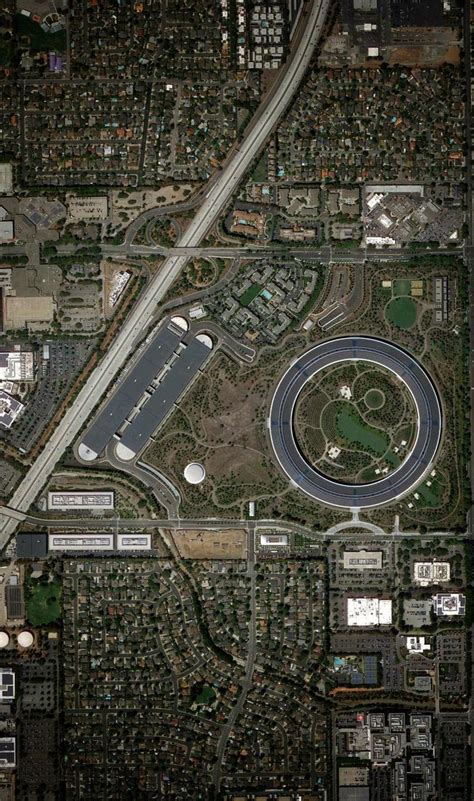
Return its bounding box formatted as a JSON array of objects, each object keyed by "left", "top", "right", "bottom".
[
  {"left": 387, "top": 44, "right": 460, "bottom": 67},
  {"left": 170, "top": 528, "right": 247, "bottom": 559}
]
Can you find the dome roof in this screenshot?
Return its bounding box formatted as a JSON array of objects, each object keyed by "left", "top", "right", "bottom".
[
  {"left": 183, "top": 462, "right": 206, "bottom": 485},
  {"left": 18, "top": 631, "right": 34, "bottom": 648},
  {"left": 171, "top": 316, "right": 189, "bottom": 332}
]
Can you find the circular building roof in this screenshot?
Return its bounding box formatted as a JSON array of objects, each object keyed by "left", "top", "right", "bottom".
[
  {"left": 171, "top": 315, "right": 189, "bottom": 332},
  {"left": 0, "top": 632, "right": 9, "bottom": 649},
  {"left": 17, "top": 631, "right": 34, "bottom": 648},
  {"left": 268, "top": 336, "right": 441, "bottom": 509},
  {"left": 183, "top": 462, "right": 206, "bottom": 485}
]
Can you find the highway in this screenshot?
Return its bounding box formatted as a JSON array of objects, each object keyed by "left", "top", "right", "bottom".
[
  {"left": 0, "top": 0, "right": 331, "bottom": 547},
  {"left": 268, "top": 336, "right": 442, "bottom": 509}
]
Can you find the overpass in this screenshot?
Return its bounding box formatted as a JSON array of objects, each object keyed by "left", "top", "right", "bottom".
[{"left": 0, "top": 0, "right": 331, "bottom": 547}]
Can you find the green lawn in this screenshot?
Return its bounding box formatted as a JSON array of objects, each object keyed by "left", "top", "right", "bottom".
[
  {"left": 252, "top": 153, "right": 268, "bottom": 182},
  {"left": 240, "top": 283, "right": 262, "bottom": 306},
  {"left": 384, "top": 450, "right": 401, "bottom": 468},
  {"left": 26, "top": 578, "right": 62, "bottom": 626},
  {"left": 336, "top": 404, "right": 389, "bottom": 456},
  {"left": 359, "top": 466, "right": 381, "bottom": 482},
  {"left": 365, "top": 388, "right": 384, "bottom": 409},
  {"left": 393, "top": 279, "right": 412, "bottom": 297},
  {"left": 386, "top": 296, "right": 417, "bottom": 329},
  {"left": 414, "top": 479, "right": 443, "bottom": 508}
]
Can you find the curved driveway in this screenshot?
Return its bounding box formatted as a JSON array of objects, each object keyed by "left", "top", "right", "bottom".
[{"left": 268, "top": 336, "right": 442, "bottom": 509}]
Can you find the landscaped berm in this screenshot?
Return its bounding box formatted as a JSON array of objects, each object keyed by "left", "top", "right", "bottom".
[{"left": 294, "top": 360, "right": 417, "bottom": 484}]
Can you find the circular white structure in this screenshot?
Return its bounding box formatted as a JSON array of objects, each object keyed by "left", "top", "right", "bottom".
[
  {"left": 183, "top": 462, "right": 206, "bottom": 485},
  {"left": 78, "top": 442, "right": 98, "bottom": 462},
  {"left": 115, "top": 441, "right": 136, "bottom": 462},
  {"left": 17, "top": 631, "right": 34, "bottom": 648},
  {"left": 171, "top": 315, "right": 189, "bottom": 332},
  {"left": 196, "top": 333, "right": 213, "bottom": 350},
  {"left": 0, "top": 632, "right": 9, "bottom": 649}
]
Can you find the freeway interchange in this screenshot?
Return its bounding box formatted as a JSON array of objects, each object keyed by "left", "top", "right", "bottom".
[
  {"left": 0, "top": 0, "right": 446, "bottom": 537},
  {"left": 0, "top": 0, "right": 331, "bottom": 546}
]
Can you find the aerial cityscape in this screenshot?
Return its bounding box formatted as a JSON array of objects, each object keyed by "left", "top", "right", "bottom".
[{"left": 0, "top": 0, "right": 472, "bottom": 799}]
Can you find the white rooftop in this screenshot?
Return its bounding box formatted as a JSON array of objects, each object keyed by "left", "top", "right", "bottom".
[
  {"left": 347, "top": 598, "right": 392, "bottom": 627},
  {"left": 405, "top": 635, "right": 431, "bottom": 654},
  {"left": 413, "top": 562, "right": 450, "bottom": 586},
  {"left": 184, "top": 462, "right": 206, "bottom": 484},
  {"left": 433, "top": 593, "right": 465, "bottom": 616}
]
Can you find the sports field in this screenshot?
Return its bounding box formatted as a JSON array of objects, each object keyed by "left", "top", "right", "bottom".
[{"left": 386, "top": 296, "right": 417, "bottom": 329}]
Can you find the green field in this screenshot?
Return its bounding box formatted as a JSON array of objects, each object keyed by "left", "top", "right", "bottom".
[
  {"left": 384, "top": 450, "right": 401, "bottom": 468},
  {"left": 386, "top": 296, "right": 417, "bottom": 329},
  {"left": 336, "top": 405, "right": 389, "bottom": 456},
  {"left": 413, "top": 479, "right": 443, "bottom": 508},
  {"left": 240, "top": 283, "right": 263, "bottom": 306},
  {"left": 364, "top": 388, "right": 384, "bottom": 409},
  {"left": 393, "top": 279, "right": 412, "bottom": 297},
  {"left": 26, "top": 578, "right": 62, "bottom": 626},
  {"left": 252, "top": 153, "right": 268, "bottom": 182}
]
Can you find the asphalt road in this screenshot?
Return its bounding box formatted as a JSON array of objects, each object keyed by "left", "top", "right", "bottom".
[
  {"left": 0, "top": 0, "right": 331, "bottom": 548},
  {"left": 100, "top": 243, "right": 462, "bottom": 263},
  {"left": 268, "top": 336, "right": 442, "bottom": 509}
]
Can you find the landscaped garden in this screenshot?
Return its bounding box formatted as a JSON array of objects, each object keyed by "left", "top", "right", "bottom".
[{"left": 294, "top": 360, "right": 418, "bottom": 484}]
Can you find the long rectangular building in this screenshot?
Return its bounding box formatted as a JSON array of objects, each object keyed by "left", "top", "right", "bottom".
[
  {"left": 48, "top": 492, "right": 115, "bottom": 510},
  {"left": 117, "top": 534, "right": 151, "bottom": 551},
  {"left": 343, "top": 550, "right": 383, "bottom": 570},
  {"left": 48, "top": 535, "right": 114, "bottom": 552},
  {"left": 80, "top": 323, "right": 183, "bottom": 459},
  {"left": 117, "top": 336, "right": 212, "bottom": 458},
  {"left": 0, "top": 737, "right": 15, "bottom": 768}
]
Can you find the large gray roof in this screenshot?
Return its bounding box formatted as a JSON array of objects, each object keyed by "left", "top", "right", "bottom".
[
  {"left": 81, "top": 324, "right": 182, "bottom": 456},
  {"left": 119, "top": 337, "right": 211, "bottom": 456}
]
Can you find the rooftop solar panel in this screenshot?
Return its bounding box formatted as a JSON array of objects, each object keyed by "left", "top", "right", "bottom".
[{"left": 119, "top": 338, "right": 211, "bottom": 455}]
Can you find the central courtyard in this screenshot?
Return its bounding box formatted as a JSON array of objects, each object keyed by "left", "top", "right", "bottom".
[{"left": 294, "top": 360, "right": 418, "bottom": 485}]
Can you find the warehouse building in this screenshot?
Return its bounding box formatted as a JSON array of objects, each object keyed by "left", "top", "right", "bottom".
[{"left": 347, "top": 598, "right": 392, "bottom": 627}]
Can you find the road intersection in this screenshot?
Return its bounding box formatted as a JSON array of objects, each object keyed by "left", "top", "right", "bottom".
[{"left": 0, "top": 0, "right": 331, "bottom": 547}]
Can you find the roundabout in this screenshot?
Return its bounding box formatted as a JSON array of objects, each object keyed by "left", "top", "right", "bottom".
[{"left": 268, "top": 336, "right": 442, "bottom": 509}]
